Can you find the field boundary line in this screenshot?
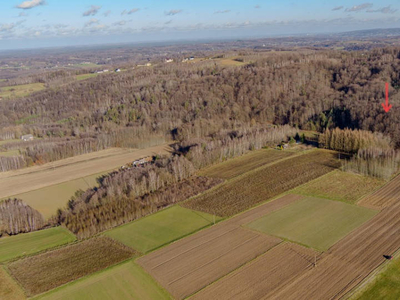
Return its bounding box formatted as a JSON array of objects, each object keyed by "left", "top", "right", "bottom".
[
  {"left": 343, "top": 247, "right": 400, "bottom": 300},
  {"left": 1, "top": 264, "right": 27, "bottom": 298},
  {"left": 185, "top": 241, "right": 285, "bottom": 300}
]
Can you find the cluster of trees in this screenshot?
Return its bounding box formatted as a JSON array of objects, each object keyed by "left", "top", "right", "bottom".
[
  {"left": 318, "top": 128, "right": 391, "bottom": 153},
  {"left": 0, "top": 199, "right": 45, "bottom": 236},
  {"left": 177, "top": 125, "right": 297, "bottom": 169}
]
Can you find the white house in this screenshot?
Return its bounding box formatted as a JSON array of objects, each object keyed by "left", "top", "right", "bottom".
[{"left": 21, "top": 134, "right": 34, "bottom": 142}]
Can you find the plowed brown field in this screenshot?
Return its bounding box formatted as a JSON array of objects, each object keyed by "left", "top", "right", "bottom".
[
  {"left": 137, "top": 194, "right": 300, "bottom": 300},
  {"left": 270, "top": 192, "right": 400, "bottom": 299},
  {"left": 191, "top": 243, "right": 318, "bottom": 300},
  {"left": 358, "top": 174, "right": 400, "bottom": 210}
]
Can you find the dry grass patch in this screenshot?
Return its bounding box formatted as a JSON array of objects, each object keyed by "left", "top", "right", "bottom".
[
  {"left": 198, "top": 149, "right": 295, "bottom": 179},
  {"left": 0, "top": 267, "right": 25, "bottom": 300},
  {"left": 8, "top": 236, "right": 136, "bottom": 296},
  {"left": 292, "top": 170, "right": 385, "bottom": 204},
  {"left": 183, "top": 150, "right": 340, "bottom": 217}
]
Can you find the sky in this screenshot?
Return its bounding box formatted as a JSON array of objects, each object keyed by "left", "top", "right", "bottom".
[{"left": 0, "top": 0, "right": 400, "bottom": 50}]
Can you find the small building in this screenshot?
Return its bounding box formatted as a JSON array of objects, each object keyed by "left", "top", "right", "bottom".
[
  {"left": 115, "top": 68, "right": 121, "bottom": 72},
  {"left": 189, "top": 56, "right": 194, "bottom": 60},
  {"left": 21, "top": 134, "right": 34, "bottom": 142},
  {"left": 165, "top": 58, "right": 174, "bottom": 63}
]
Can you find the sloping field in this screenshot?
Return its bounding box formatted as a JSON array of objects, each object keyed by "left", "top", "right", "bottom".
[
  {"left": 0, "top": 83, "right": 45, "bottom": 99},
  {"left": 191, "top": 243, "right": 318, "bottom": 300},
  {"left": 12, "top": 171, "right": 106, "bottom": 219},
  {"left": 0, "top": 267, "right": 25, "bottom": 300},
  {"left": 270, "top": 197, "right": 400, "bottom": 299},
  {"left": 35, "top": 260, "right": 171, "bottom": 300},
  {"left": 8, "top": 236, "right": 136, "bottom": 296},
  {"left": 183, "top": 150, "right": 339, "bottom": 217},
  {"left": 137, "top": 194, "right": 299, "bottom": 300},
  {"left": 198, "top": 149, "right": 295, "bottom": 179},
  {"left": 292, "top": 170, "right": 385, "bottom": 204},
  {"left": 358, "top": 174, "right": 400, "bottom": 209},
  {"left": 247, "top": 197, "right": 377, "bottom": 251},
  {"left": 0, "top": 227, "right": 75, "bottom": 263},
  {"left": 0, "top": 144, "right": 171, "bottom": 213},
  {"left": 105, "top": 206, "right": 222, "bottom": 253}
]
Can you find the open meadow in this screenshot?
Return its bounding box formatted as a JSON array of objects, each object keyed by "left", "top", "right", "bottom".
[
  {"left": 292, "top": 170, "right": 385, "bottom": 204},
  {"left": 105, "top": 206, "right": 221, "bottom": 253},
  {"left": 183, "top": 150, "right": 340, "bottom": 217},
  {"left": 0, "top": 227, "right": 75, "bottom": 263},
  {"left": 0, "top": 267, "right": 25, "bottom": 300},
  {"left": 198, "top": 149, "right": 296, "bottom": 179},
  {"left": 0, "top": 83, "right": 45, "bottom": 99},
  {"left": 246, "top": 197, "right": 377, "bottom": 251},
  {"left": 35, "top": 260, "right": 171, "bottom": 300},
  {"left": 8, "top": 236, "right": 136, "bottom": 296}
]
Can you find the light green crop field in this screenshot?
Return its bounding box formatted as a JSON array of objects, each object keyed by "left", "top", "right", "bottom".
[
  {"left": 11, "top": 171, "right": 107, "bottom": 219},
  {"left": 0, "top": 139, "right": 20, "bottom": 146},
  {"left": 0, "top": 149, "right": 20, "bottom": 157},
  {"left": 0, "top": 227, "right": 76, "bottom": 263},
  {"left": 247, "top": 197, "right": 377, "bottom": 251},
  {"left": 0, "top": 83, "right": 45, "bottom": 99},
  {"left": 353, "top": 254, "right": 400, "bottom": 300},
  {"left": 35, "top": 260, "right": 171, "bottom": 300},
  {"left": 105, "top": 206, "right": 222, "bottom": 253},
  {"left": 198, "top": 149, "right": 296, "bottom": 179},
  {"left": 292, "top": 170, "right": 385, "bottom": 204},
  {"left": 75, "top": 73, "right": 98, "bottom": 81}
]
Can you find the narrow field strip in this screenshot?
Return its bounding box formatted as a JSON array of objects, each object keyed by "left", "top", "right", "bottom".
[{"left": 0, "top": 227, "right": 76, "bottom": 263}]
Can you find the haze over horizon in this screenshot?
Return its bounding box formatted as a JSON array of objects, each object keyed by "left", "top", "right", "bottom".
[{"left": 1, "top": 0, "right": 400, "bottom": 50}]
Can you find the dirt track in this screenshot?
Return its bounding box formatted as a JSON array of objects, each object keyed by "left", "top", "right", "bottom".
[
  {"left": 0, "top": 144, "right": 172, "bottom": 199},
  {"left": 137, "top": 195, "right": 301, "bottom": 300},
  {"left": 358, "top": 174, "right": 400, "bottom": 209}
]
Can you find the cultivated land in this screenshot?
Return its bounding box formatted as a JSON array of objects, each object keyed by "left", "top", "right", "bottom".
[
  {"left": 269, "top": 177, "right": 400, "bottom": 299},
  {"left": 0, "top": 227, "right": 75, "bottom": 263},
  {"left": 353, "top": 254, "right": 400, "bottom": 300},
  {"left": 35, "top": 260, "right": 171, "bottom": 300},
  {"left": 8, "top": 236, "right": 136, "bottom": 296},
  {"left": 292, "top": 170, "right": 385, "bottom": 204},
  {"left": 0, "top": 267, "right": 25, "bottom": 300},
  {"left": 138, "top": 194, "right": 301, "bottom": 300},
  {"left": 247, "top": 197, "right": 377, "bottom": 251},
  {"left": 12, "top": 171, "right": 106, "bottom": 219},
  {"left": 0, "top": 83, "right": 45, "bottom": 99},
  {"left": 105, "top": 206, "right": 221, "bottom": 253},
  {"left": 191, "top": 243, "right": 318, "bottom": 300},
  {"left": 183, "top": 150, "right": 340, "bottom": 217},
  {"left": 358, "top": 174, "right": 400, "bottom": 209},
  {"left": 0, "top": 144, "right": 171, "bottom": 203},
  {"left": 198, "top": 149, "right": 295, "bottom": 179}
]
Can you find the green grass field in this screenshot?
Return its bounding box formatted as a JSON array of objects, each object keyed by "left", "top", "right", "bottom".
[
  {"left": 105, "top": 206, "right": 221, "bottom": 253},
  {"left": 0, "top": 83, "right": 45, "bottom": 99},
  {"left": 75, "top": 73, "right": 98, "bottom": 81},
  {"left": 0, "top": 227, "right": 75, "bottom": 263},
  {"left": 0, "top": 149, "right": 20, "bottom": 157},
  {"left": 292, "top": 170, "right": 385, "bottom": 204},
  {"left": 0, "top": 139, "right": 20, "bottom": 146},
  {"left": 11, "top": 171, "right": 107, "bottom": 219},
  {"left": 353, "top": 255, "right": 400, "bottom": 300},
  {"left": 198, "top": 149, "right": 295, "bottom": 179},
  {"left": 35, "top": 260, "right": 171, "bottom": 300},
  {"left": 247, "top": 197, "right": 377, "bottom": 251}
]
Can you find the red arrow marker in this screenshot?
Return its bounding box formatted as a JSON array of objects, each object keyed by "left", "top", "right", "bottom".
[{"left": 382, "top": 82, "right": 392, "bottom": 113}]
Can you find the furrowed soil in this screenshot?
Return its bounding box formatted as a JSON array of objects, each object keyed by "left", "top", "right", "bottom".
[
  {"left": 358, "top": 174, "right": 400, "bottom": 209},
  {"left": 198, "top": 149, "right": 296, "bottom": 179},
  {"left": 183, "top": 150, "right": 339, "bottom": 217},
  {"left": 8, "top": 236, "right": 136, "bottom": 296},
  {"left": 137, "top": 194, "right": 300, "bottom": 300},
  {"left": 268, "top": 181, "right": 400, "bottom": 300},
  {"left": 0, "top": 267, "right": 25, "bottom": 300},
  {"left": 191, "top": 243, "right": 318, "bottom": 300}
]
